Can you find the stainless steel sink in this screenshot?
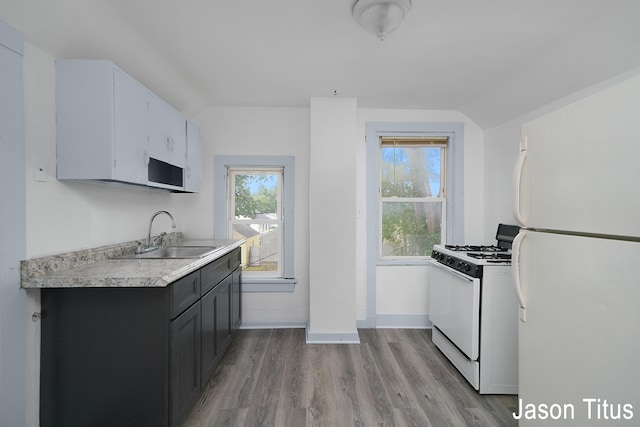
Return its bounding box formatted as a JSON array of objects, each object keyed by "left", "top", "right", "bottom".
[{"left": 116, "top": 246, "right": 220, "bottom": 259}]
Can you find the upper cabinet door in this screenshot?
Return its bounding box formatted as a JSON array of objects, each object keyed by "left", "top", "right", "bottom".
[
  {"left": 113, "top": 68, "right": 149, "bottom": 185},
  {"left": 148, "top": 93, "right": 187, "bottom": 168},
  {"left": 184, "top": 121, "right": 201, "bottom": 193},
  {"left": 56, "top": 60, "right": 114, "bottom": 180}
]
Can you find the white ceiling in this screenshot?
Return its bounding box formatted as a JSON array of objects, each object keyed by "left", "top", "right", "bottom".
[{"left": 2, "top": 0, "right": 640, "bottom": 128}]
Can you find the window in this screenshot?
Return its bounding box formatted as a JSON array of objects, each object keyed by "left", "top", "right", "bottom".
[
  {"left": 228, "top": 168, "right": 283, "bottom": 278},
  {"left": 380, "top": 137, "right": 447, "bottom": 259},
  {"left": 214, "top": 156, "right": 296, "bottom": 291},
  {"left": 365, "top": 121, "right": 464, "bottom": 267}
]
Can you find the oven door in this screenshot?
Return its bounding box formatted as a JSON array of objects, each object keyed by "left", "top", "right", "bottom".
[{"left": 428, "top": 259, "right": 480, "bottom": 360}]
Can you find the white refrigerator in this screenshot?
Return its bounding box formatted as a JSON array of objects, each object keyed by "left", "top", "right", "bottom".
[{"left": 512, "top": 74, "right": 640, "bottom": 425}]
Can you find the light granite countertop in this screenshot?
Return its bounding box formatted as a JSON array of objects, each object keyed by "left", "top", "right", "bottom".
[{"left": 20, "top": 234, "right": 244, "bottom": 289}]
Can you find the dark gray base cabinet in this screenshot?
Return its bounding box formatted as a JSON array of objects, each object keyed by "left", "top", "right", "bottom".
[{"left": 40, "top": 247, "right": 241, "bottom": 427}]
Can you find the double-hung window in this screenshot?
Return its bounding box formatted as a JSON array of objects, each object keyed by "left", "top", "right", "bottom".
[
  {"left": 214, "top": 155, "right": 296, "bottom": 291},
  {"left": 380, "top": 137, "right": 447, "bottom": 259},
  {"left": 228, "top": 167, "right": 283, "bottom": 278}
]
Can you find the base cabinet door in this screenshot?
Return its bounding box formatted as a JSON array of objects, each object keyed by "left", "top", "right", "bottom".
[
  {"left": 217, "top": 275, "right": 233, "bottom": 356},
  {"left": 40, "top": 287, "right": 170, "bottom": 427},
  {"left": 231, "top": 269, "right": 242, "bottom": 331},
  {"left": 201, "top": 286, "right": 219, "bottom": 385},
  {"left": 170, "top": 301, "right": 201, "bottom": 427}
]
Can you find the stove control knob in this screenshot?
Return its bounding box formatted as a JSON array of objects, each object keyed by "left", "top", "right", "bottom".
[
  {"left": 457, "top": 261, "right": 471, "bottom": 272},
  {"left": 446, "top": 256, "right": 453, "bottom": 265}
]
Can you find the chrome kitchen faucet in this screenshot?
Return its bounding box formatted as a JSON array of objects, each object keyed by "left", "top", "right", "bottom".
[{"left": 136, "top": 210, "right": 176, "bottom": 254}]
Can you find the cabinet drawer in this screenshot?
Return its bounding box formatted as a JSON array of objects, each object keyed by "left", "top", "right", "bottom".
[
  {"left": 170, "top": 271, "right": 200, "bottom": 319},
  {"left": 229, "top": 247, "right": 241, "bottom": 270},
  {"left": 201, "top": 255, "right": 231, "bottom": 295}
]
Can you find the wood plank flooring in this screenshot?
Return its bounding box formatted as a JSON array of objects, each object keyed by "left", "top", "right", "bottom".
[{"left": 182, "top": 328, "right": 518, "bottom": 427}]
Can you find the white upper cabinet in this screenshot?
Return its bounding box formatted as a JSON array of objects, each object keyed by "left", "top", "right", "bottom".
[
  {"left": 148, "top": 92, "right": 187, "bottom": 168},
  {"left": 185, "top": 120, "right": 201, "bottom": 193},
  {"left": 113, "top": 67, "right": 149, "bottom": 184},
  {"left": 56, "top": 60, "right": 142, "bottom": 183},
  {"left": 56, "top": 60, "right": 200, "bottom": 192}
]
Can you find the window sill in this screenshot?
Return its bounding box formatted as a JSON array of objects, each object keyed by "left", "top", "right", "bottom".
[{"left": 242, "top": 277, "right": 297, "bottom": 292}]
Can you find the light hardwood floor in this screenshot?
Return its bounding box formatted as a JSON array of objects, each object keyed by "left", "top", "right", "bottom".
[{"left": 183, "top": 328, "right": 518, "bottom": 427}]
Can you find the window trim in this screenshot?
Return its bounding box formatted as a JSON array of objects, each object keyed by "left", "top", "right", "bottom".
[
  {"left": 366, "top": 122, "right": 465, "bottom": 268},
  {"left": 214, "top": 155, "right": 296, "bottom": 292},
  {"left": 379, "top": 138, "right": 448, "bottom": 260}
]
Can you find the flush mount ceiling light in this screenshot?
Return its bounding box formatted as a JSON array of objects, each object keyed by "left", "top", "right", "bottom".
[{"left": 352, "top": 0, "right": 412, "bottom": 41}]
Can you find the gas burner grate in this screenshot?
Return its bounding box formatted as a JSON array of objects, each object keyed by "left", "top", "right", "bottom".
[
  {"left": 444, "top": 244, "right": 508, "bottom": 252},
  {"left": 467, "top": 252, "right": 512, "bottom": 260}
]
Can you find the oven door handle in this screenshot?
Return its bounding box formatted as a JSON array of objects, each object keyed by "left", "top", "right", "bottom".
[
  {"left": 512, "top": 230, "right": 527, "bottom": 322},
  {"left": 429, "top": 259, "right": 475, "bottom": 282}
]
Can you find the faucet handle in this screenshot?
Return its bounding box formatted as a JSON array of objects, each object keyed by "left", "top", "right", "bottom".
[
  {"left": 153, "top": 232, "right": 167, "bottom": 247},
  {"left": 134, "top": 241, "right": 146, "bottom": 254}
]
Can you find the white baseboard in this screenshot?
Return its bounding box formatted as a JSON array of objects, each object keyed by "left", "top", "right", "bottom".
[
  {"left": 305, "top": 325, "right": 361, "bottom": 344},
  {"left": 374, "top": 314, "right": 432, "bottom": 329},
  {"left": 239, "top": 316, "right": 432, "bottom": 335},
  {"left": 356, "top": 315, "right": 376, "bottom": 329},
  {"left": 239, "top": 321, "right": 307, "bottom": 330}
]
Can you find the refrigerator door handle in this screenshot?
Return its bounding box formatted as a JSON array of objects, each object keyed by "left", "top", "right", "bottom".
[
  {"left": 512, "top": 137, "right": 528, "bottom": 227},
  {"left": 512, "top": 230, "right": 527, "bottom": 322}
]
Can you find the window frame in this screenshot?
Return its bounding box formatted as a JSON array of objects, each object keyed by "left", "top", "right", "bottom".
[
  {"left": 228, "top": 167, "right": 284, "bottom": 278},
  {"left": 366, "top": 122, "right": 465, "bottom": 267},
  {"left": 214, "top": 155, "right": 296, "bottom": 292},
  {"left": 379, "top": 137, "right": 448, "bottom": 260}
]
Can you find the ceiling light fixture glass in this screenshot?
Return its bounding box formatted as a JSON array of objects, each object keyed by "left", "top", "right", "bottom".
[{"left": 352, "top": 0, "right": 412, "bottom": 41}]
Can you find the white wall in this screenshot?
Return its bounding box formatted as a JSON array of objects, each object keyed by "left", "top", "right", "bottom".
[
  {"left": 375, "top": 265, "right": 429, "bottom": 328},
  {"left": 483, "top": 122, "right": 520, "bottom": 241},
  {"left": 0, "top": 19, "right": 27, "bottom": 427}
]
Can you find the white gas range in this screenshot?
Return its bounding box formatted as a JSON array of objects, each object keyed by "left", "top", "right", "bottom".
[{"left": 428, "top": 224, "right": 519, "bottom": 394}]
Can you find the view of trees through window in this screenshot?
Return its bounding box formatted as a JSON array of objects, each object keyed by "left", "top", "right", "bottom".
[
  {"left": 230, "top": 170, "right": 282, "bottom": 275},
  {"left": 234, "top": 174, "right": 277, "bottom": 219},
  {"left": 380, "top": 139, "right": 446, "bottom": 257}
]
